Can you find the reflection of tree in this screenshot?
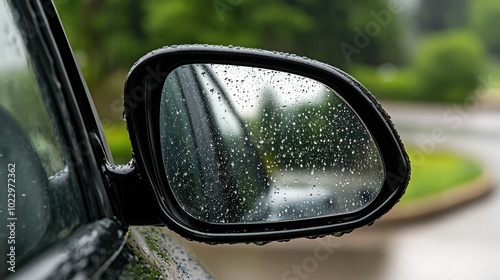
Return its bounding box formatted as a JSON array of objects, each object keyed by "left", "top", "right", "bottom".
[
  {"left": 162, "top": 65, "right": 382, "bottom": 224},
  {"left": 257, "top": 87, "right": 283, "bottom": 174},
  {"left": 253, "top": 88, "right": 376, "bottom": 173}
]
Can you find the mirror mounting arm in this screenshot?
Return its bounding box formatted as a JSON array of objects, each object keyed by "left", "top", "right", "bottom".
[
  {"left": 90, "top": 133, "right": 162, "bottom": 226},
  {"left": 103, "top": 163, "right": 162, "bottom": 226}
]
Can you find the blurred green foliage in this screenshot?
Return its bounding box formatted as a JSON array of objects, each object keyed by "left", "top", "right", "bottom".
[
  {"left": 469, "top": 0, "right": 500, "bottom": 57},
  {"left": 416, "top": 0, "right": 469, "bottom": 33},
  {"left": 56, "top": 0, "right": 404, "bottom": 72},
  {"left": 350, "top": 30, "right": 485, "bottom": 103},
  {"left": 103, "top": 122, "right": 132, "bottom": 164},
  {"left": 143, "top": 0, "right": 313, "bottom": 49},
  {"left": 349, "top": 64, "right": 419, "bottom": 101},
  {"left": 414, "top": 31, "right": 485, "bottom": 103},
  {"left": 55, "top": 0, "right": 405, "bottom": 121},
  {"left": 54, "top": 0, "right": 498, "bottom": 115}
]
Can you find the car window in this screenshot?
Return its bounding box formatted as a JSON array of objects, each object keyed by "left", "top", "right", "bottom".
[{"left": 0, "top": 1, "right": 87, "bottom": 273}]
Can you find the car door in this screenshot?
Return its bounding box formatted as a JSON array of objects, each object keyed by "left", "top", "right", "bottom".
[{"left": 0, "top": 0, "right": 213, "bottom": 279}]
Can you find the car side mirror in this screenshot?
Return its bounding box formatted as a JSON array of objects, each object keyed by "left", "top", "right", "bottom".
[{"left": 121, "top": 45, "right": 410, "bottom": 243}]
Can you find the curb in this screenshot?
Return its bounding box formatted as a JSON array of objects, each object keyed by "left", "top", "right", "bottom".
[{"left": 380, "top": 171, "right": 494, "bottom": 222}]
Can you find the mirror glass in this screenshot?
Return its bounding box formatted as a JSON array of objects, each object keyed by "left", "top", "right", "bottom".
[{"left": 159, "top": 64, "right": 385, "bottom": 224}]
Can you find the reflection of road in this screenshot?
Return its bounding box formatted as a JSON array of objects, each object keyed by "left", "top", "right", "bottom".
[
  {"left": 178, "top": 102, "right": 500, "bottom": 280},
  {"left": 264, "top": 171, "right": 381, "bottom": 221}
]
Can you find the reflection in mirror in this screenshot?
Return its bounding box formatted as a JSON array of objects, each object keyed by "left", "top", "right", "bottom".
[{"left": 159, "top": 64, "right": 385, "bottom": 224}]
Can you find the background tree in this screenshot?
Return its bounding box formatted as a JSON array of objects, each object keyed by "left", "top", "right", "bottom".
[
  {"left": 415, "top": 0, "right": 468, "bottom": 33},
  {"left": 55, "top": 0, "right": 406, "bottom": 121},
  {"left": 290, "top": 0, "right": 405, "bottom": 69},
  {"left": 468, "top": 0, "right": 500, "bottom": 57},
  {"left": 414, "top": 31, "right": 485, "bottom": 103}
]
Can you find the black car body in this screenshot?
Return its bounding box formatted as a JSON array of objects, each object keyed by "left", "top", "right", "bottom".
[{"left": 0, "top": 0, "right": 410, "bottom": 278}]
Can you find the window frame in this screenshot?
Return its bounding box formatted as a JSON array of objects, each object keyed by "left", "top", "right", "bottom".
[{"left": 2, "top": 0, "right": 127, "bottom": 278}]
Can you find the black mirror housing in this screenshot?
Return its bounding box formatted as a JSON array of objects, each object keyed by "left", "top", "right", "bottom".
[{"left": 121, "top": 45, "right": 410, "bottom": 244}]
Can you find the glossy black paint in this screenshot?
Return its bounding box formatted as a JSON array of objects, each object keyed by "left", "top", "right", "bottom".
[
  {"left": 122, "top": 45, "right": 411, "bottom": 243},
  {"left": 10, "top": 219, "right": 126, "bottom": 280}
]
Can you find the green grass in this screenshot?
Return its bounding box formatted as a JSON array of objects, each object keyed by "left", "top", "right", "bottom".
[{"left": 401, "top": 149, "right": 483, "bottom": 203}]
